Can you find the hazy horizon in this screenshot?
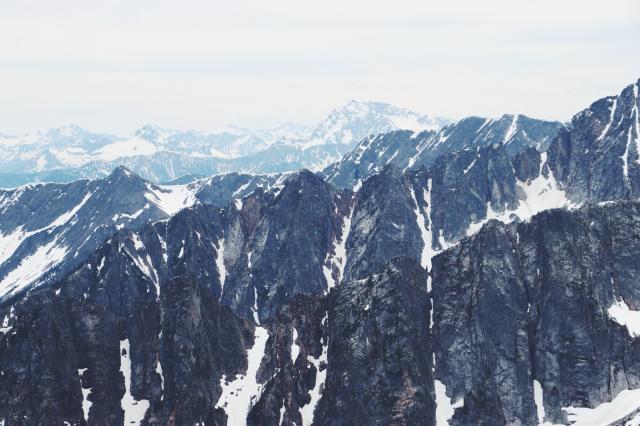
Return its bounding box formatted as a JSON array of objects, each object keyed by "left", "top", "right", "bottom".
[{"left": 1, "top": 0, "right": 638, "bottom": 135}]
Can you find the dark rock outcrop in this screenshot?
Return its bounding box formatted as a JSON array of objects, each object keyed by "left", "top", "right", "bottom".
[
  {"left": 548, "top": 79, "right": 640, "bottom": 202},
  {"left": 317, "top": 257, "right": 434, "bottom": 426},
  {"left": 222, "top": 170, "right": 350, "bottom": 322},
  {"left": 343, "top": 167, "right": 424, "bottom": 282},
  {"left": 324, "top": 115, "right": 562, "bottom": 189},
  {"left": 431, "top": 201, "right": 640, "bottom": 425}
]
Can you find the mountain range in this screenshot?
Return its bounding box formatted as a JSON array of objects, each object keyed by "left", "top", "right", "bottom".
[
  {"left": 0, "top": 101, "right": 450, "bottom": 187},
  {"left": 1, "top": 78, "right": 639, "bottom": 425}
]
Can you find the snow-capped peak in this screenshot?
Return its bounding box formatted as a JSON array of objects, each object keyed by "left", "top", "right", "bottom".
[
  {"left": 306, "top": 100, "right": 451, "bottom": 147},
  {"left": 0, "top": 100, "right": 451, "bottom": 186}
]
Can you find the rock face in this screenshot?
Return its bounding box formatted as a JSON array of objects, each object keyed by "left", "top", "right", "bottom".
[
  {"left": 0, "top": 290, "right": 86, "bottom": 425},
  {"left": 158, "top": 276, "right": 253, "bottom": 425},
  {"left": 324, "top": 115, "right": 562, "bottom": 189},
  {"left": 343, "top": 167, "right": 424, "bottom": 282},
  {"left": 431, "top": 201, "right": 640, "bottom": 425},
  {"left": 317, "top": 257, "right": 434, "bottom": 426},
  {"left": 429, "top": 143, "right": 519, "bottom": 244},
  {"left": 548, "top": 79, "right": 640, "bottom": 202},
  {"left": 221, "top": 169, "right": 351, "bottom": 322}
]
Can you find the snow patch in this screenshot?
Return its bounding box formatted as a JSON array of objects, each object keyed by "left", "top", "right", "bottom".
[
  {"left": 291, "top": 327, "right": 300, "bottom": 362},
  {"left": 409, "top": 181, "right": 433, "bottom": 269},
  {"left": 626, "top": 412, "right": 640, "bottom": 426},
  {"left": 563, "top": 388, "right": 640, "bottom": 426},
  {"left": 504, "top": 114, "right": 519, "bottom": 144},
  {"left": 323, "top": 199, "right": 354, "bottom": 291},
  {"left": 435, "top": 379, "right": 464, "bottom": 426},
  {"left": 131, "top": 233, "right": 145, "bottom": 251},
  {"left": 215, "top": 326, "right": 269, "bottom": 424},
  {"left": 78, "top": 368, "right": 92, "bottom": 422},
  {"left": 120, "top": 339, "right": 150, "bottom": 424},
  {"left": 300, "top": 316, "right": 328, "bottom": 426},
  {"left": 96, "top": 136, "right": 158, "bottom": 161},
  {"left": 466, "top": 154, "right": 572, "bottom": 236},
  {"left": 607, "top": 298, "right": 640, "bottom": 338},
  {"left": 0, "top": 237, "right": 68, "bottom": 297},
  {"left": 215, "top": 236, "right": 226, "bottom": 298},
  {"left": 0, "top": 190, "right": 92, "bottom": 268},
  {"left": 533, "top": 380, "right": 562, "bottom": 425},
  {"left": 598, "top": 98, "right": 618, "bottom": 141},
  {"left": 145, "top": 183, "right": 197, "bottom": 216}
]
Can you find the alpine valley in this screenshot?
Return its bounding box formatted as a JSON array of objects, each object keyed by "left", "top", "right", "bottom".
[{"left": 1, "top": 79, "right": 640, "bottom": 426}]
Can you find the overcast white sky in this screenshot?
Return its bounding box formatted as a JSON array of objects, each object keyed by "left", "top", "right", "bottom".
[{"left": 0, "top": 0, "right": 638, "bottom": 135}]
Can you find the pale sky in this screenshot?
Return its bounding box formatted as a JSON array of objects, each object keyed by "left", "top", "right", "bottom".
[{"left": 0, "top": 0, "right": 638, "bottom": 135}]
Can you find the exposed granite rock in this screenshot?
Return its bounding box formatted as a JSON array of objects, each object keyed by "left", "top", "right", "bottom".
[
  {"left": 157, "top": 276, "right": 253, "bottom": 425},
  {"left": 343, "top": 167, "right": 424, "bottom": 282},
  {"left": 222, "top": 170, "right": 350, "bottom": 322},
  {"left": 429, "top": 143, "right": 519, "bottom": 245},
  {"left": 247, "top": 294, "right": 327, "bottom": 426},
  {"left": 548, "top": 79, "right": 640, "bottom": 202},
  {"left": 317, "top": 257, "right": 434, "bottom": 426},
  {"left": 0, "top": 290, "right": 86, "bottom": 425},
  {"left": 324, "top": 115, "right": 562, "bottom": 189},
  {"left": 431, "top": 201, "right": 640, "bottom": 425},
  {"left": 511, "top": 146, "right": 541, "bottom": 183}
]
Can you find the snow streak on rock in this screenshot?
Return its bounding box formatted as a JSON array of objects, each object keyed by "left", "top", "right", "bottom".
[
  {"left": 216, "top": 326, "right": 269, "bottom": 425},
  {"left": 299, "top": 315, "right": 328, "bottom": 426},
  {"left": 607, "top": 298, "right": 640, "bottom": 338},
  {"left": 120, "top": 339, "right": 150, "bottom": 424},
  {"left": 562, "top": 388, "right": 640, "bottom": 426}
]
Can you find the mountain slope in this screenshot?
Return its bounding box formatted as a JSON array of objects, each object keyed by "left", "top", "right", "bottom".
[
  {"left": 3, "top": 199, "right": 640, "bottom": 425},
  {"left": 432, "top": 201, "right": 640, "bottom": 425},
  {"left": 0, "top": 167, "right": 286, "bottom": 303},
  {"left": 323, "top": 114, "right": 563, "bottom": 189},
  {"left": 548, "top": 78, "right": 640, "bottom": 202}
]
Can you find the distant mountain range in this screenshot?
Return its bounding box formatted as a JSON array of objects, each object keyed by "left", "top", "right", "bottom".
[{"left": 0, "top": 100, "right": 450, "bottom": 187}]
